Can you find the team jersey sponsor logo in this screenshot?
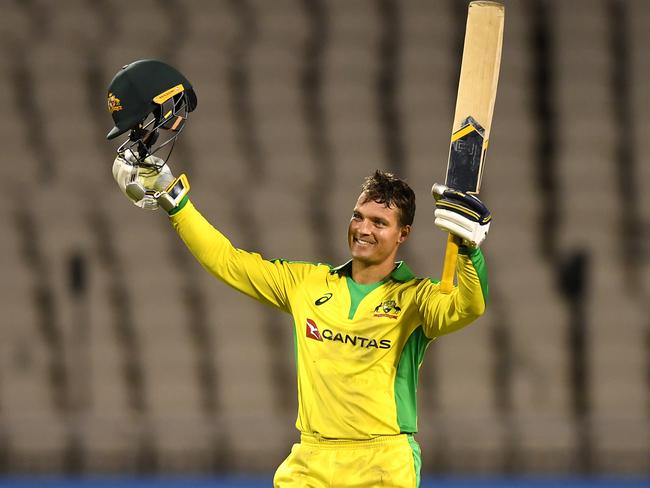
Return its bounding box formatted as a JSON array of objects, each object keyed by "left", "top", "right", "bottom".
[
  {"left": 107, "top": 92, "right": 123, "bottom": 113},
  {"left": 314, "top": 293, "right": 333, "bottom": 306},
  {"left": 373, "top": 299, "right": 402, "bottom": 319},
  {"left": 305, "top": 318, "right": 391, "bottom": 349},
  {"left": 306, "top": 319, "right": 323, "bottom": 341}
]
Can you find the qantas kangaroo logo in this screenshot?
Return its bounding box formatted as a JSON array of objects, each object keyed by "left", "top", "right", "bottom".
[{"left": 306, "top": 319, "right": 323, "bottom": 341}]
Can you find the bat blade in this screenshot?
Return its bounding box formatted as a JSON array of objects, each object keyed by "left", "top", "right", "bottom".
[
  {"left": 439, "top": 1, "right": 504, "bottom": 293},
  {"left": 446, "top": 1, "right": 504, "bottom": 194}
]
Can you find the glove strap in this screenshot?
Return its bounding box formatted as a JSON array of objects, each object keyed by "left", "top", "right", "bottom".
[
  {"left": 168, "top": 195, "right": 189, "bottom": 215},
  {"left": 155, "top": 173, "right": 190, "bottom": 213}
]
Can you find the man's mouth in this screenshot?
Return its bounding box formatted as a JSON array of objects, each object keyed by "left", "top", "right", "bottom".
[{"left": 353, "top": 237, "right": 375, "bottom": 247}]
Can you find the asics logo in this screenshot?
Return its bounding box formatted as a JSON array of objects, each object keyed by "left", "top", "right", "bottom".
[{"left": 314, "top": 293, "right": 333, "bottom": 306}]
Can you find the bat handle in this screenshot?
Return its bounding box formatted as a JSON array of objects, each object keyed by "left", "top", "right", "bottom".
[{"left": 440, "top": 233, "right": 460, "bottom": 294}]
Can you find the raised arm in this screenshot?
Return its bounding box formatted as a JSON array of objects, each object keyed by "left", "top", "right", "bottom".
[
  {"left": 111, "top": 150, "right": 312, "bottom": 312},
  {"left": 416, "top": 248, "right": 488, "bottom": 339},
  {"left": 169, "top": 199, "right": 312, "bottom": 312},
  {"left": 417, "top": 186, "right": 491, "bottom": 338}
]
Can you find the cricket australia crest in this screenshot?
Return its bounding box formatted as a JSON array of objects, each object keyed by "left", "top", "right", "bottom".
[
  {"left": 107, "top": 92, "right": 123, "bottom": 113},
  {"left": 373, "top": 299, "right": 402, "bottom": 319}
]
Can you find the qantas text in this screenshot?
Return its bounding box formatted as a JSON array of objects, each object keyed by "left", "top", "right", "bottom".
[{"left": 321, "top": 328, "right": 391, "bottom": 349}]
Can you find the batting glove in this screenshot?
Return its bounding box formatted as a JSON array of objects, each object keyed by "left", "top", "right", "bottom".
[
  {"left": 112, "top": 150, "right": 175, "bottom": 210},
  {"left": 432, "top": 183, "right": 491, "bottom": 249}
]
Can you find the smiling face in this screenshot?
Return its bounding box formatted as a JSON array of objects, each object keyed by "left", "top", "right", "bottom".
[{"left": 348, "top": 192, "right": 411, "bottom": 268}]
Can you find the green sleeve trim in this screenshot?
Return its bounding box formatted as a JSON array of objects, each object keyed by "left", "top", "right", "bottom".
[
  {"left": 467, "top": 247, "right": 489, "bottom": 305},
  {"left": 167, "top": 194, "right": 190, "bottom": 215},
  {"left": 394, "top": 326, "right": 432, "bottom": 433}
]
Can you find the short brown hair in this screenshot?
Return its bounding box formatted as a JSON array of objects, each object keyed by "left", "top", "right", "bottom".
[{"left": 360, "top": 170, "right": 416, "bottom": 226}]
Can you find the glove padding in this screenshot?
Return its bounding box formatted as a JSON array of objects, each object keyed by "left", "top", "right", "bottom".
[
  {"left": 112, "top": 150, "right": 175, "bottom": 210},
  {"left": 432, "top": 184, "right": 491, "bottom": 248}
]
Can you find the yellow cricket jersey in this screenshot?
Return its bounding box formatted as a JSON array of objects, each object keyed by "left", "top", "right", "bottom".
[{"left": 170, "top": 200, "right": 488, "bottom": 440}]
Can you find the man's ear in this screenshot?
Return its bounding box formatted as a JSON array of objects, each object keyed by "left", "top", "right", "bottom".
[{"left": 398, "top": 225, "right": 411, "bottom": 244}]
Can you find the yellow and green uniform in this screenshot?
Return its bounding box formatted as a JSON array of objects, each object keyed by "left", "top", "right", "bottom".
[{"left": 170, "top": 201, "right": 488, "bottom": 487}]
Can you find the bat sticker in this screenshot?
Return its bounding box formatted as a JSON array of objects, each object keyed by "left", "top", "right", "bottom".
[{"left": 446, "top": 116, "right": 486, "bottom": 194}]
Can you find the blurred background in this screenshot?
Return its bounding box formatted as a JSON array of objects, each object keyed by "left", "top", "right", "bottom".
[{"left": 0, "top": 0, "right": 649, "bottom": 485}]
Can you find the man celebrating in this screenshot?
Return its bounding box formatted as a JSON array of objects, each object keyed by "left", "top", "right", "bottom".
[{"left": 108, "top": 60, "right": 490, "bottom": 487}]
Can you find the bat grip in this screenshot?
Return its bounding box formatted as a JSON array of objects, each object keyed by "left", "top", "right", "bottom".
[{"left": 440, "top": 233, "right": 461, "bottom": 294}]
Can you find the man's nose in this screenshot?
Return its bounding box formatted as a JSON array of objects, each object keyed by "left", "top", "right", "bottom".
[{"left": 357, "top": 219, "right": 372, "bottom": 234}]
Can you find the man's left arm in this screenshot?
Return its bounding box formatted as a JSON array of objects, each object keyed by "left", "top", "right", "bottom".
[
  {"left": 416, "top": 188, "right": 491, "bottom": 338},
  {"left": 416, "top": 247, "right": 488, "bottom": 338}
]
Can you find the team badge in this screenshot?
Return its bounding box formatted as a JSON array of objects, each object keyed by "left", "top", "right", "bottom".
[
  {"left": 373, "top": 299, "right": 401, "bottom": 319},
  {"left": 107, "top": 92, "right": 123, "bottom": 113}
]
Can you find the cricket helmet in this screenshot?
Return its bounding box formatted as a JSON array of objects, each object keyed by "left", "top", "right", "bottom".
[{"left": 106, "top": 59, "right": 197, "bottom": 165}]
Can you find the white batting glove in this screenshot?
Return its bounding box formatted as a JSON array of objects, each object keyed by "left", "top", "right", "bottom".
[
  {"left": 432, "top": 184, "right": 491, "bottom": 248},
  {"left": 112, "top": 150, "right": 175, "bottom": 210}
]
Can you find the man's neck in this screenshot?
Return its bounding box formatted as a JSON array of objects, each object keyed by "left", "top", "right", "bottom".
[{"left": 351, "top": 259, "right": 396, "bottom": 285}]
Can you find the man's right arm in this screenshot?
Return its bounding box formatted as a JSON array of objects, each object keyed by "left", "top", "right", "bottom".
[
  {"left": 169, "top": 199, "right": 305, "bottom": 313},
  {"left": 111, "top": 153, "right": 309, "bottom": 312}
]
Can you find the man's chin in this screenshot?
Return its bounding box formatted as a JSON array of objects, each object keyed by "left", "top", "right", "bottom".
[{"left": 350, "top": 250, "right": 377, "bottom": 265}]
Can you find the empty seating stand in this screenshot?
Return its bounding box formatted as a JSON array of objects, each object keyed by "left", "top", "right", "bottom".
[{"left": 0, "top": 0, "right": 648, "bottom": 476}]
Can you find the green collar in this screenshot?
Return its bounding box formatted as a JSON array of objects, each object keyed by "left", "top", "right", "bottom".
[{"left": 330, "top": 260, "right": 415, "bottom": 283}]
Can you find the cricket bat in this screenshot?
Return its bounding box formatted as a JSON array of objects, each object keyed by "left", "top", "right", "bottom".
[{"left": 437, "top": 1, "right": 504, "bottom": 294}]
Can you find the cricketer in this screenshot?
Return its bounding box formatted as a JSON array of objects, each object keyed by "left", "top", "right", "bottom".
[{"left": 107, "top": 59, "right": 490, "bottom": 487}]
